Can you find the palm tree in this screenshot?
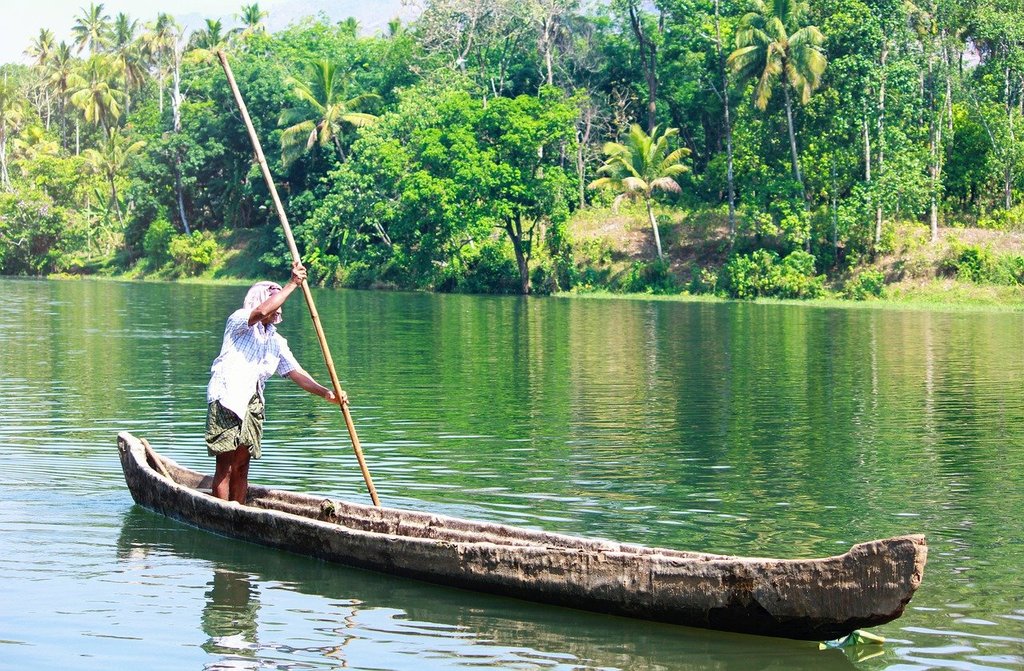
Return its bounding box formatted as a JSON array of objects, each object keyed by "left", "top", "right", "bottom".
[
  {"left": 47, "top": 42, "right": 76, "bottom": 149},
  {"left": 588, "top": 124, "right": 690, "bottom": 261},
  {"left": 69, "top": 54, "right": 125, "bottom": 133},
  {"left": 727, "top": 0, "right": 826, "bottom": 189},
  {"left": 386, "top": 17, "right": 404, "bottom": 39},
  {"left": 141, "top": 14, "right": 191, "bottom": 233},
  {"left": 141, "top": 13, "right": 177, "bottom": 114},
  {"left": 25, "top": 28, "right": 55, "bottom": 66},
  {"left": 0, "top": 77, "right": 28, "bottom": 191},
  {"left": 238, "top": 3, "right": 268, "bottom": 37},
  {"left": 12, "top": 124, "right": 61, "bottom": 168},
  {"left": 82, "top": 127, "right": 145, "bottom": 225},
  {"left": 25, "top": 29, "right": 56, "bottom": 128},
  {"left": 111, "top": 13, "right": 146, "bottom": 115},
  {"left": 189, "top": 19, "right": 227, "bottom": 50},
  {"left": 339, "top": 17, "right": 359, "bottom": 37},
  {"left": 72, "top": 3, "right": 112, "bottom": 55},
  {"left": 278, "top": 60, "right": 379, "bottom": 167}
]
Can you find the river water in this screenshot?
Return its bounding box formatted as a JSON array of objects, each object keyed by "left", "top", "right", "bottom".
[{"left": 1, "top": 278, "right": 1022, "bottom": 670}]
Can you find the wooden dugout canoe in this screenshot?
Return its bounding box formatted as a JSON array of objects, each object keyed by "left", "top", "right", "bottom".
[{"left": 117, "top": 431, "right": 927, "bottom": 641}]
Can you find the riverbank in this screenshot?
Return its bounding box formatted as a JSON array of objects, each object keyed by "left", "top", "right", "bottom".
[
  {"left": 560, "top": 283, "right": 1024, "bottom": 312},
  {"left": 47, "top": 266, "right": 1024, "bottom": 314},
  {"left": 45, "top": 207, "right": 1024, "bottom": 311}
]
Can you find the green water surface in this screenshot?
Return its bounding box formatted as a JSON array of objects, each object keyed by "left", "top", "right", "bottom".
[{"left": 1, "top": 278, "right": 1021, "bottom": 670}]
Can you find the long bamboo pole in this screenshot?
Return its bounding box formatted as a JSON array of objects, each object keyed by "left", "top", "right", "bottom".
[{"left": 217, "top": 50, "right": 380, "bottom": 507}]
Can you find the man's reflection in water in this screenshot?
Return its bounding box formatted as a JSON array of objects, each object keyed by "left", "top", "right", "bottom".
[{"left": 201, "top": 568, "right": 260, "bottom": 666}]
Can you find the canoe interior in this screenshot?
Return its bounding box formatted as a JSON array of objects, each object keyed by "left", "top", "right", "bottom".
[{"left": 145, "top": 441, "right": 734, "bottom": 561}]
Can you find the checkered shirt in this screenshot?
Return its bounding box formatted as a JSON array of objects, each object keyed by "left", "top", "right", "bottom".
[{"left": 206, "top": 307, "right": 300, "bottom": 419}]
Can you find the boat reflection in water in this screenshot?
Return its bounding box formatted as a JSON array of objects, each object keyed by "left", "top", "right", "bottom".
[{"left": 115, "top": 507, "right": 864, "bottom": 671}]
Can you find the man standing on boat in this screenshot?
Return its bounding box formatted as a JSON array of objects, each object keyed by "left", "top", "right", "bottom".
[{"left": 205, "top": 262, "right": 343, "bottom": 503}]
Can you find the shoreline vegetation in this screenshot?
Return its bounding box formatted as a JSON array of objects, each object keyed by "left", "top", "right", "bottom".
[{"left": 3, "top": 2, "right": 1024, "bottom": 309}]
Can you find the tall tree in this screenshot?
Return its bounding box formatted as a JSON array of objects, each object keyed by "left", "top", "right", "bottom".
[
  {"left": 589, "top": 124, "right": 690, "bottom": 260},
  {"left": 969, "top": 2, "right": 1024, "bottom": 211},
  {"left": 141, "top": 13, "right": 177, "bottom": 115},
  {"left": 110, "top": 13, "right": 146, "bottom": 115},
  {"left": 0, "top": 77, "right": 27, "bottom": 191},
  {"left": 25, "top": 29, "right": 55, "bottom": 67},
  {"left": 25, "top": 29, "right": 55, "bottom": 129},
  {"left": 82, "top": 127, "right": 145, "bottom": 224},
  {"left": 72, "top": 3, "right": 112, "bottom": 55},
  {"left": 238, "top": 3, "right": 269, "bottom": 36},
  {"left": 189, "top": 19, "right": 228, "bottom": 51},
  {"left": 279, "top": 60, "right": 379, "bottom": 166},
  {"left": 728, "top": 0, "right": 827, "bottom": 192},
  {"left": 529, "top": 0, "right": 577, "bottom": 87},
  {"left": 47, "top": 42, "right": 76, "bottom": 150},
  {"left": 69, "top": 54, "right": 125, "bottom": 133},
  {"left": 416, "top": 0, "right": 533, "bottom": 99},
  {"left": 713, "top": 0, "right": 738, "bottom": 238},
  {"left": 477, "top": 91, "right": 578, "bottom": 294},
  {"left": 619, "top": 0, "right": 662, "bottom": 133}
]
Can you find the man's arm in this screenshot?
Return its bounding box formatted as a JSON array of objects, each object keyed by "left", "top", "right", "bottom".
[{"left": 285, "top": 368, "right": 345, "bottom": 405}]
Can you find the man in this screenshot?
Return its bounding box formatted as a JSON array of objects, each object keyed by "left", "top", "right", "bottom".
[{"left": 205, "top": 262, "right": 343, "bottom": 502}]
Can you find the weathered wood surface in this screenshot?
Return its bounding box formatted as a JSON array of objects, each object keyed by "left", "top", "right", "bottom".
[{"left": 117, "top": 431, "right": 927, "bottom": 640}]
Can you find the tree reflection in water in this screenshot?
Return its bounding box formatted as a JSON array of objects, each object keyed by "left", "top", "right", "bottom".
[{"left": 201, "top": 568, "right": 260, "bottom": 661}]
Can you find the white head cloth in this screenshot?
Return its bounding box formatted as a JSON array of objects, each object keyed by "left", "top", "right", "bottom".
[{"left": 243, "top": 281, "right": 283, "bottom": 324}]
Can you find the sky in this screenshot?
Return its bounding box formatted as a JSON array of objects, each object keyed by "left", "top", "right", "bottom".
[
  {"left": 1, "top": 1, "right": 243, "bottom": 64},
  {"left": 0, "top": 0, "right": 412, "bottom": 65}
]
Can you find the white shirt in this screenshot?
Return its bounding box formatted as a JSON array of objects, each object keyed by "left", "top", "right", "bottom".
[{"left": 207, "top": 308, "right": 300, "bottom": 419}]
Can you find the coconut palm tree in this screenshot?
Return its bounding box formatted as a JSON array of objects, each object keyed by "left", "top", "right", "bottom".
[
  {"left": 69, "top": 54, "right": 125, "bottom": 133},
  {"left": 588, "top": 124, "right": 690, "bottom": 261},
  {"left": 25, "top": 29, "right": 56, "bottom": 128},
  {"left": 339, "top": 17, "right": 359, "bottom": 37},
  {"left": 727, "top": 0, "right": 826, "bottom": 190},
  {"left": 72, "top": 3, "right": 112, "bottom": 55},
  {"left": 141, "top": 13, "right": 177, "bottom": 114},
  {"left": 12, "top": 124, "right": 61, "bottom": 170},
  {"left": 81, "top": 127, "right": 145, "bottom": 225},
  {"left": 110, "top": 13, "right": 147, "bottom": 115},
  {"left": 25, "top": 28, "right": 55, "bottom": 66},
  {"left": 47, "top": 42, "right": 76, "bottom": 149},
  {"left": 189, "top": 19, "right": 228, "bottom": 50},
  {"left": 238, "top": 3, "right": 268, "bottom": 36},
  {"left": 278, "top": 60, "right": 379, "bottom": 166},
  {"left": 0, "top": 77, "right": 27, "bottom": 191},
  {"left": 140, "top": 14, "right": 191, "bottom": 234}
]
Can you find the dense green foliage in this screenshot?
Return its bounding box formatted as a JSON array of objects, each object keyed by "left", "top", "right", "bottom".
[{"left": 3, "top": 0, "right": 1024, "bottom": 298}]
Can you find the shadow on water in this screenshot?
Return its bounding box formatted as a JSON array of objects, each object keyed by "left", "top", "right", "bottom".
[{"left": 115, "top": 507, "right": 862, "bottom": 671}]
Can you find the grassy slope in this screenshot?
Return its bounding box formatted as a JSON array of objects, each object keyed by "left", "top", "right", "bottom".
[{"left": 567, "top": 206, "right": 1024, "bottom": 308}]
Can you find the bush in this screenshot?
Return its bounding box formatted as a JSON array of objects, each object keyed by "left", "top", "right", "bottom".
[
  {"left": 776, "top": 250, "right": 825, "bottom": 298},
  {"left": 142, "top": 217, "right": 175, "bottom": 268},
  {"left": 0, "top": 186, "right": 80, "bottom": 274},
  {"left": 997, "top": 255, "right": 1024, "bottom": 285},
  {"left": 722, "top": 249, "right": 780, "bottom": 298},
  {"left": 338, "top": 260, "right": 379, "bottom": 289},
  {"left": 618, "top": 259, "right": 678, "bottom": 294},
  {"left": 844, "top": 269, "right": 887, "bottom": 300},
  {"left": 721, "top": 249, "right": 824, "bottom": 299},
  {"left": 529, "top": 258, "right": 559, "bottom": 295},
  {"left": 688, "top": 264, "right": 720, "bottom": 294},
  {"left": 977, "top": 204, "right": 1024, "bottom": 231},
  {"left": 457, "top": 240, "right": 521, "bottom": 294},
  {"left": 168, "top": 231, "right": 219, "bottom": 276},
  {"left": 940, "top": 241, "right": 996, "bottom": 283}
]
